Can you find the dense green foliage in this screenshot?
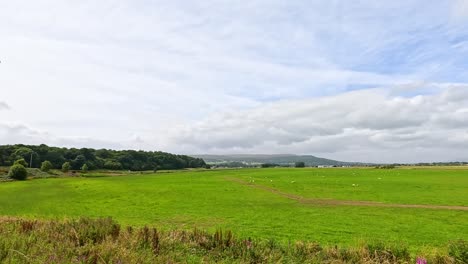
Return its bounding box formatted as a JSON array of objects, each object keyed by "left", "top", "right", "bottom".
[
  {"left": 81, "top": 163, "right": 89, "bottom": 173},
  {"left": 7, "top": 164, "right": 27, "bottom": 180},
  {"left": 0, "top": 168, "right": 466, "bottom": 250},
  {"left": 0, "top": 144, "right": 206, "bottom": 171},
  {"left": 0, "top": 217, "right": 464, "bottom": 263},
  {"left": 40, "top": 160, "right": 53, "bottom": 172},
  {"left": 13, "top": 158, "right": 28, "bottom": 167}
]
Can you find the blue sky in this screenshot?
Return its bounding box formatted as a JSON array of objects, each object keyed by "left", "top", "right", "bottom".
[{"left": 1, "top": 0, "right": 468, "bottom": 162}]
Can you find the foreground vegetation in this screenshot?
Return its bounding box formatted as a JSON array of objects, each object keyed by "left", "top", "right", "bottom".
[
  {"left": 0, "top": 168, "right": 466, "bottom": 253},
  {"left": 1, "top": 217, "right": 466, "bottom": 263}
]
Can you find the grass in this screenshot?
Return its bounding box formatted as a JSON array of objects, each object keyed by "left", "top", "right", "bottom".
[
  {"left": 0, "top": 217, "right": 465, "bottom": 263},
  {"left": 0, "top": 167, "right": 467, "bottom": 255},
  {"left": 234, "top": 168, "right": 468, "bottom": 205}
]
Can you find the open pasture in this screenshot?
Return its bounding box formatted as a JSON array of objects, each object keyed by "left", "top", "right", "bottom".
[{"left": 0, "top": 167, "right": 467, "bottom": 251}]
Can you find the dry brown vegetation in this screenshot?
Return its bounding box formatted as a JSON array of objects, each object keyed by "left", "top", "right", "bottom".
[{"left": 0, "top": 217, "right": 466, "bottom": 263}]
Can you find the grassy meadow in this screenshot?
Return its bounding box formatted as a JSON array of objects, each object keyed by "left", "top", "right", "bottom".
[{"left": 0, "top": 167, "right": 467, "bottom": 259}]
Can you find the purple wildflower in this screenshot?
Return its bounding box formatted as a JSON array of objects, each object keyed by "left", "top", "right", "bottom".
[{"left": 416, "top": 257, "right": 427, "bottom": 264}]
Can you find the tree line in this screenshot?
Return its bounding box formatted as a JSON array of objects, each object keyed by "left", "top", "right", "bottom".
[{"left": 0, "top": 144, "right": 207, "bottom": 171}]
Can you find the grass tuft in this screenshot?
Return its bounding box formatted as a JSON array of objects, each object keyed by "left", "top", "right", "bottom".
[{"left": 0, "top": 217, "right": 465, "bottom": 263}]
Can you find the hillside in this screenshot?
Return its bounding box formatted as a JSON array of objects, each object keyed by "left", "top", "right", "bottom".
[{"left": 193, "top": 154, "right": 358, "bottom": 166}]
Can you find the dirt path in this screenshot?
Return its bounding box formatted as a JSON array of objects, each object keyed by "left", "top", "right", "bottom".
[{"left": 225, "top": 177, "right": 468, "bottom": 211}]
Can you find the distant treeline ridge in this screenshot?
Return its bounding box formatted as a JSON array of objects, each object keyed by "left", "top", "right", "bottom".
[{"left": 0, "top": 144, "right": 207, "bottom": 171}]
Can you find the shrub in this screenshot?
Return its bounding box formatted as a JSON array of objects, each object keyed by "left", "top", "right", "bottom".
[
  {"left": 40, "top": 160, "right": 53, "bottom": 172},
  {"left": 81, "top": 164, "right": 89, "bottom": 173},
  {"left": 8, "top": 164, "right": 28, "bottom": 180},
  {"left": 14, "top": 158, "right": 28, "bottom": 167},
  {"left": 62, "top": 162, "right": 71, "bottom": 172},
  {"left": 449, "top": 239, "right": 468, "bottom": 263}
]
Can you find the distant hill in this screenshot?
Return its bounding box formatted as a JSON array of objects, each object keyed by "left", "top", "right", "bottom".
[{"left": 193, "top": 154, "right": 360, "bottom": 167}]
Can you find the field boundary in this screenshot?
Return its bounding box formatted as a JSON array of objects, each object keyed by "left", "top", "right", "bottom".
[{"left": 225, "top": 177, "right": 468, "bottom": 211}]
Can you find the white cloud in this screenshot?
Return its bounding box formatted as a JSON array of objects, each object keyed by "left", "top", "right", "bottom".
[
  {"left": 166, "top": 87, "right": 468, "bottom": 163},
  {"left": 452, "top": 0, "right": 468, "bottom": 19},
  {"left": 0, "top": 102, "right": 9, "bottom": 110},
  {"left": 0, "top": 122, "right": 123, "bottom": 149},
  {"left": 0, "top": 1, "right": 467, "bottom": 162}
]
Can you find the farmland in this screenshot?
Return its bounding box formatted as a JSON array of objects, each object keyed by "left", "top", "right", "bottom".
[{"left": 0, "top": 167, "right": 466, "bottom": 254}]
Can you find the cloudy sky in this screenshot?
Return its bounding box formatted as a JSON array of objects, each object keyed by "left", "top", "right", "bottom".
[{"left": 1, "top": 0, "right": 468, "bottom": 163}]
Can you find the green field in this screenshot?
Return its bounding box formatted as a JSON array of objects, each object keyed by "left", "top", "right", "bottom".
[{"left": 0, "top": 168, "right": 467, "bottom": 252}]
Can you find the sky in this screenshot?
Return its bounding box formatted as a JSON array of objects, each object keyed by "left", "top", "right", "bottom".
[{"left": 1, "top": 0, "right": 468, "bottom": 163}]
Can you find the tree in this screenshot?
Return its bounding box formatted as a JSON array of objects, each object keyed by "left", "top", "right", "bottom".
[
  {"left": 104, "top": 160, "right": 122, "bottom": 170},
  {"left": 261, "top": 163, "right": 280, "bottom": 168},
  {"left": 41, "top": 160, "right": 53, "bottom": 172},
  {"left": 0, "top": 144, "right": 207, "bottom": 171},
  {"left": 81, "top": 163, "right": 89, "bottom": 173},
  {"left": 44, "top": 149, "right": 65, "bottom": 168},
  {"left": 62, "top": 162, "right": 71, "bottom": 172},
  {"left": 72, "top": 155, "right": 86, "bottom": 170},
  {"left": 96, "top": 149, "right": 112, "bottom": 159},
  {"left": 295, "top": 162, "right": 305, "bottom": 168},
  {"left": 14, "top": 158, "right": 28, "bottom": 167},
  {"left": 8, "top": 164, "right": 28, "bottom": 180},
  {"left": 13, "top": 147, "right": 39, "bottom": 167}
]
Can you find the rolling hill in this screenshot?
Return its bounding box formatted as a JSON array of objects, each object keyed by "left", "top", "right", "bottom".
[{"left": 193, "top": 154, "right": 360, "bottom": 167}]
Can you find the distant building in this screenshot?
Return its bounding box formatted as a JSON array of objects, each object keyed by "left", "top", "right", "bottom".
[{"left": 317, "top": 165, "right": 334, "bottom": 168}]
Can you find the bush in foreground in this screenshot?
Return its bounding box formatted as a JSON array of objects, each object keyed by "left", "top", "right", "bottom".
[
  {"left": 81, "top": 163, "right": 89, "bottom": 173},
  {"left": 8, "top": 164, "right": 28, "bottom": 180},
  {"left": 0, "top": 217, "right": 463, "bottom": 263},
  {"left": 62, "top": 161, "right": 71, "bottom": 172},
  {"left": 40, "top": 160, "right": 53, "bottom": 172},
  {"left": 14, "top": 158, "right": 28, "bottom": 167}
]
